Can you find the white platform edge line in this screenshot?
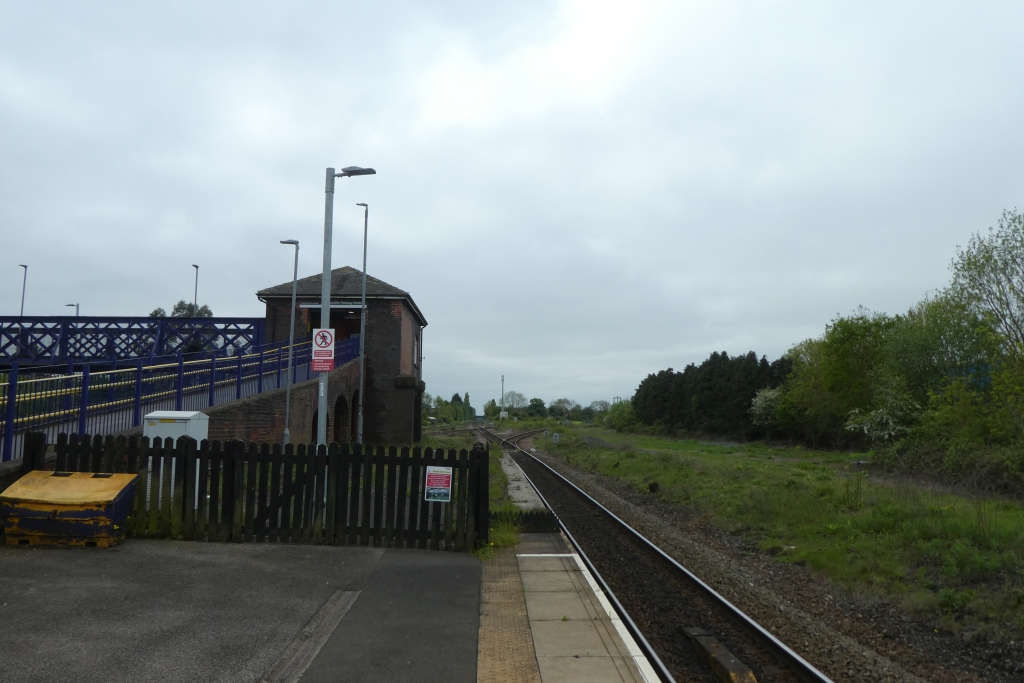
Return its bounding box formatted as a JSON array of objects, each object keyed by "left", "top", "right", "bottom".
[
  {"left": 515, "top": 551, "right": 658, "bottom": 681},
  {"left": 569, "top": 554, "right": 659, "bottom": 683},
  {"left": 516, "top": 553, "right": 575, "bottom": 557}
]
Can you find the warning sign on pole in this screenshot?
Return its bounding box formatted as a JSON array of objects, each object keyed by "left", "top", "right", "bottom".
[
  {"left": 312, "top": 328, "right": 335, "bottom": 372},
  {"left": 424, "top": 466, "right": 453, "bottom": 502}
]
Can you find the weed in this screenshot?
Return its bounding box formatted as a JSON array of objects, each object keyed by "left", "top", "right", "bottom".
[
  {"left": 939, "top": 588, "right": 975, "bottom": 615},
  {"left": 489, "top": 502, "right": 522, "bottom": 548}
]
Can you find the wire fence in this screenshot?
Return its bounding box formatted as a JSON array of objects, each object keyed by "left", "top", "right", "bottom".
[{"left": 0, "top": 336, "right": 360, "bottom": 462}]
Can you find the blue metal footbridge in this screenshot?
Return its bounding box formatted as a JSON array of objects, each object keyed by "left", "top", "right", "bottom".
[{"left": 0, "top": 316, "right": 359, "bottom": 462}]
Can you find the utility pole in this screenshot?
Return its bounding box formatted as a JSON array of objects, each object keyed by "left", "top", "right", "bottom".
[
  {"left": 19, "top": 265, "right": 27, "bottom": 316},
  {"left": 356, "top": 202, "right": 369, "bottom": 444},
  {"left": 280, "top": 240, "right": 299, "bottom": 446},
  {"left": 317, "top": 165, "right": 376, "bottom": 445},
  {"left": 318, "top": 168, "right": 336, "bottom": 446}
]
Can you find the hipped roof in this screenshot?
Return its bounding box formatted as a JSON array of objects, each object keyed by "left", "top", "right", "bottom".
[{"left": 257, "top": 266, "right": 426, "bottom": 326}]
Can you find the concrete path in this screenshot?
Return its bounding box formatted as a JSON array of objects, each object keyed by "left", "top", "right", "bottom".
[
  {"left": 299, "top": 550, "right": 480, "bottom": 683},
  {"left": 517, "top": 533, "right": 655, "bottom": 683},
  {"left": 0, "top": 540, "right": 479, "bottom": 683},
  {"left": 500, "top": 453, "right": 546, "bottom": 511}
]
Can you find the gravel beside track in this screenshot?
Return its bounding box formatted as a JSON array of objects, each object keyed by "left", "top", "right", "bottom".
[{"left": 518, "top": 440, "right": 1013, "bottom": 683}]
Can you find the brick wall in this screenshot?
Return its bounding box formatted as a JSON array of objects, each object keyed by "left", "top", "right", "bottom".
[
  {"left": 203, "top": 359, "right": 360, "bottom": 445},
  {"left": 258, "top": 295, "right": 424, "bottom": 444}
]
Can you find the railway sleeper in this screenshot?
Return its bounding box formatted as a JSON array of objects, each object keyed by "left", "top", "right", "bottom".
[{"left": 684, "top": 627, "right": 759, "bottom": 683}]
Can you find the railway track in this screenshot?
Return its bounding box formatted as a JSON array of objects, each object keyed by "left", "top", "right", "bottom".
[{"left": 479, "top": 427, "right": 833, "bottom": 683}]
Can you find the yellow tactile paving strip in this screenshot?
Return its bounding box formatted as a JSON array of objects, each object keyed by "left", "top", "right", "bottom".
[{"left": 478, "top": 546, "right": 543, "bottom": 683}]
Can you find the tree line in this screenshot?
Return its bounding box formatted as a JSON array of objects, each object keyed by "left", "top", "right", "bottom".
[
  {"left": 631, "top": 352, "right": 790, "bottom": 436},
  {"left": 479, "top": 396, "right": 611, "bottom": 422},
  {"left": 421, "top": 392, "right": 476, "bottom": 424},
  {"left": 624, "top": 209, "right": 1024, "bottom": 490}
]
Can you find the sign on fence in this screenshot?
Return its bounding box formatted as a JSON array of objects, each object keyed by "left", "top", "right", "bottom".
[
  {"left": 312, "top": 328, "right": 335, "bottom": 372},
  {"left": 424, "top": 465, "right": 453, "bottom": 502},
  {"left": 17, "top": 432, "right": 490, "bottom": 551}
]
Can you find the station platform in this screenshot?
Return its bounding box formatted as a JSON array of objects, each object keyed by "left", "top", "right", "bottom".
[
  {"left": 479, "top": 533, "right": 656, "bottom": 683},
  {"left": 0, "top": 457, "right": 654, "bottom": 682}
]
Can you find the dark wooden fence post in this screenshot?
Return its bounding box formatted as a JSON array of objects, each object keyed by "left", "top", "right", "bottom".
[
  {"left": 478, "top": 443, "right": 490, "bottom": 547},
  {"left": 372, "top": 445, "right": 386, "bottom": 547},
  {"left": 183, "top": 437, "right": 198, "bottom": 540},
  {"left": 395, "top": 446, "right": 410, "bottom": 549}
]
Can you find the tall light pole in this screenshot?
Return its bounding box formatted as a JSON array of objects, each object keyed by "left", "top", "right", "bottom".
[
  {"left": 501, "top": 375, "right": 505, "bottom": 415},
  {"left": 192, "top": 264, "right": 199, "bottom": 313},
  {"left": 65, "top": 303, "right": 79, "bottom": 317},
  {"left": 355, "top": 202, "right": 369, "bottom": 444},
  {"left": 19, "top": 265, "right": 27, "bottom": 316},
  {"left": 280, "top": 240, "right": 299, "bottom": 446},
  {"left": 318, "top": 166, "right": 376, "bottom": 446}
]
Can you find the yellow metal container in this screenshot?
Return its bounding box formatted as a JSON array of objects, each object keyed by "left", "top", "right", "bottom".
[{"left": 0, "top": 471, "right": 138, "bottom": 548}]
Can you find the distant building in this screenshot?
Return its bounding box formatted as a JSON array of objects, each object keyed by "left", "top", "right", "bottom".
[{"left": 257, "top": 266, "right": 426, "bottom": 444}]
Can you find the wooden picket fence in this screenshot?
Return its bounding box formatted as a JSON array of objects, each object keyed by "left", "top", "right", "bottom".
[{"left": 19, "top": 432, "right": 490, "bottom": 550}]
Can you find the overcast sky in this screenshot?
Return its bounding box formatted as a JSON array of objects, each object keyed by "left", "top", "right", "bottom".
[{"left": 2, "top": 2, "right": 1023, "bottom": 409}]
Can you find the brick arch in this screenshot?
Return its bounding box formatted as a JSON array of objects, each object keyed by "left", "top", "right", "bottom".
[{"left": 333, "top": 394, "right": 351, "bottom": 444}]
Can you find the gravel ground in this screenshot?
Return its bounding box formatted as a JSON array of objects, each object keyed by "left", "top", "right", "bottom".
[{"left": 519, "top": 439, "right": 1024, "bottom": 683}]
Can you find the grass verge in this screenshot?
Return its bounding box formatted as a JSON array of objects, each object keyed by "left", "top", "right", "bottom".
[
  {"left": 420, "top": 429, "right": 519, "bottom": 559},
  {"left": 543, "top": 425, "right": 1024, "bottom": 640}
]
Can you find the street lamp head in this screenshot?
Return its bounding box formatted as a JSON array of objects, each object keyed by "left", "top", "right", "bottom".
[
  {"left": 337, "top": 166, "right": 376, "bottom": 177},
  {"left": 192, "top": 264, "right": 199, "bottom": 269},
  {"left": 19, "top": 264, "right": 27, "bottom": 269},
  {"left": 65, "top": 303, "right": 75, "bottom": 307},
  {"left": 356, "top": 203, "right": 368, "bottom": 207},
  {"left": 280, "top": 239, "right": 299, "bottom": 245}
]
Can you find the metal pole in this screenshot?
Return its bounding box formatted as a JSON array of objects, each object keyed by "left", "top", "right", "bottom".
[
  {"left": 19, "top": 265, "right": 27, "bottom": 316},
  {"left": 283, "top": 241, "right": 299, "bottom": 446},
  {"left": 318, "top": 168, "right": 335, "bottom": 446},
  {"left": 192, "top": 264, "right": 199, "bottom": 312},
  {"left": 356, "top": 203, "right": 368, "bottom": 444},
  {"left": 501, "top": 375, "right": 504, "bottom": 413}
]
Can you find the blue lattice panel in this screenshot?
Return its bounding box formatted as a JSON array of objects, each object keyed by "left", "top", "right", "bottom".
[{"left": 0, "top": 317, "right": 265, "bottom": 365}]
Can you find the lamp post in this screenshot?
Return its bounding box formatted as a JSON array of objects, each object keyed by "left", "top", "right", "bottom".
[
  {"left": 192, "top": 264, "right": 199, "bottom": 313},
  {"left": 355, "top": 202, "right": 369, "bottom": 444},
  {"left": 279, "top": 240, "right": 299, "bottom": 446},
  {"left": 65, "top": 303, "right": 79, "bottom": 317},
  {"left": 318, "top": 166, "right": 376, "bottom": 446},
  {"left": 19, "top": 265, "right": 27, "bottom": 316}
]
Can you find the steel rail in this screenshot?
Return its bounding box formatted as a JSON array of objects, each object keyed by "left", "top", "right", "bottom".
[
  {"left": 480, "top": 426, "right": 834, "bottom": 683},
  {"left": 477, "top": 427, "right": 676, "bottom": 683}
]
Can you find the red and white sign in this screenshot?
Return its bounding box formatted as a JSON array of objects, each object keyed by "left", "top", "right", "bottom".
[
  {"left": 312, "top": 328, "right": 335, "bottom": 372},
  {"left": 424, "top": 466, "right": 453, "bottom": 502}
]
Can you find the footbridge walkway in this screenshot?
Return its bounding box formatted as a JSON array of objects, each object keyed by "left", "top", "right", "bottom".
[{"left": 0, "top": 316, "right": 359, "bottom": 462}]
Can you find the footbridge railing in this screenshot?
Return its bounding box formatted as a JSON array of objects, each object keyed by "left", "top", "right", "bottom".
[
  {"left": 0, "top": 316, "right": 267, "bottom": 366},
  {"left": 0, "top": 337, "right": 361, "bottom": 462}
]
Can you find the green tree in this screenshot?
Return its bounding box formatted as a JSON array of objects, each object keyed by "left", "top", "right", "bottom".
[
  {"left": 502, "top": 391, "right": 527, "bottom": 410},
  {"left": 526, "top": 398, "right": 547, "bottom": 417},
  {"left": 950, "top": 209, "right": 1024, "bottom": 361},
  {"left": 483, "top": 399, "right": 499, "bottom": 418},
  {"left": 605, "top": 399, "right": 636, "bottom": 430},
  {"left": 170, "top": 300, "right": 213, "bottom": 317}
]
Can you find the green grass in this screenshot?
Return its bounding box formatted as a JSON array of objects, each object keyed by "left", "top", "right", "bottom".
[
  {"left": 419, "top": 429, "right": 518, "bottom": 558},
  {"left": 544, "top": 425, "right": 1024, "bottom": 638}
]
